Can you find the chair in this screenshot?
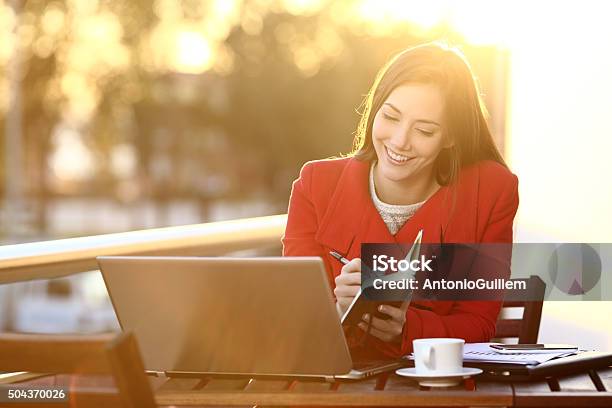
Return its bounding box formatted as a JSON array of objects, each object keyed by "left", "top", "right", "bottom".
[
  {"left": 494, "top": 275, "right": 546, "bottom": 343},
  {"left": 0, "top": 331, "right": 156, "bottom": 408}
]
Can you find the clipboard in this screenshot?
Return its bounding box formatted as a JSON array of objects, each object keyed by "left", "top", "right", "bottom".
[{"left": 464, "top": 350, "right": 612, "bottom": 381}]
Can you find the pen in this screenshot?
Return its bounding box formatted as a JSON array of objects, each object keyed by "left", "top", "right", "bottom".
[
  {"left": 330, "top": 249, "right": 429, "bottom": 315},
  {"left": 329, "top": 251, "right": 350, "bottom": 265},
  {"left": 330, "top": 251, "right": 374, "bottom": 275}
]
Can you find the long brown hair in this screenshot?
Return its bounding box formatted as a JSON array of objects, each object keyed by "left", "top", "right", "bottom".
[{"left": 352, "top": 41, "right": 506, "bottom": 186}]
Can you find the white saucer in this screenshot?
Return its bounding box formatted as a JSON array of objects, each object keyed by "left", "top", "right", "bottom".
[{"left": 395, "top": 367, "right": 483, "bottom": 387}]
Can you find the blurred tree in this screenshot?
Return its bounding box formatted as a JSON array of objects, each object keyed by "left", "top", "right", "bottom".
[{"left": 0, "top": 0, "right": 506, "bottom": 239}]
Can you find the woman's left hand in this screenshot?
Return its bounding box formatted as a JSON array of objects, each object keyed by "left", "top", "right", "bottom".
[{"left": 358, "top": 304, "right": 406, "bottom": 343}]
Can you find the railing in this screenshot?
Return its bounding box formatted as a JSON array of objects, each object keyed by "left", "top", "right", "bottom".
[{"left": 0, "top": 214, "right": 288, "bottom": 284}]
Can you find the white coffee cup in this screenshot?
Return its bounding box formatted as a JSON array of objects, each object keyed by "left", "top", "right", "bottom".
[{"left": 413, "top": 338, "right": 465, "bottom": 375}]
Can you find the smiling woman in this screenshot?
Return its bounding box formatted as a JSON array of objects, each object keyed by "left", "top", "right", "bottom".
[
  {"left": 352, "top": 42, "right": 506, "bottom": 191},
  {"left": 370, "top": 83, "right": 449, "bottom": 205},
  {"left": 282, "top": 42, "right": 519, "bottom": 360}
]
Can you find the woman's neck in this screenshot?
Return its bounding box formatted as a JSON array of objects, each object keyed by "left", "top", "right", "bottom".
[{"left": 373, "top": 163, "right": 439, "bottom": 205}]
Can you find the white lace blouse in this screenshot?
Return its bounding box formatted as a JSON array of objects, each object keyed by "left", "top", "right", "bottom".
[{"left": 369, "top": 162, "right": 425, "bottom": 235}]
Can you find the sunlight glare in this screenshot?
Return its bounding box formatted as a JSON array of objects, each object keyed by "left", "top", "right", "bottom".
[
  {"left": 356, "top": 0, "right": 445, "bottom": 33},
  {"left": 0, "top": 4, "right": 15, "bottom": 66},
  {"left": 281, "top": 0, "right": 326, "bottom": 16},
  {"left": 41, "top": 6, "right": 65, "bottom": 36},
  {"left": 49, "top": 127, "right": 97, "bottom": 182},
  {"left": 175, "top": 30, "right": 213, "bottom": 74},
  {"left": 396, "top": 0, "right": 446, "bottom": 30},
  {"left": 212, "top": 0, "right": 241, "bottom": 19},
  {"left": 448, "top": 1, "right": 515, "bottom": 46},
  {"left": 351, "top": 0, "right": 529, "bottom": 46}
]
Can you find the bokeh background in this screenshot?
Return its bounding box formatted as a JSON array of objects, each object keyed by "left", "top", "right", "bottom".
[{"left": 1, "top": 0, "right": 611, "bottom": 350}]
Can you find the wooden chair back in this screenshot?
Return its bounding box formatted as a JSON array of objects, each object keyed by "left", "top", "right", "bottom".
[
  {"left": 0, "top": 332, "right": 156, "bottom": 408},
  {"left": 494, "top": 275, "right": 546, "bottom": 343}
]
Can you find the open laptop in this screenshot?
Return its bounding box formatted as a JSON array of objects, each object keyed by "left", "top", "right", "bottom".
[{"left": 97, "top": 256, "right": 404, "bottom": 380}]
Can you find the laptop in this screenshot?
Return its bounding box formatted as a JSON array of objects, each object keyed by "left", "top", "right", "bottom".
[{"left": 97, "top": 256, "right": 404, "bottom": 380}]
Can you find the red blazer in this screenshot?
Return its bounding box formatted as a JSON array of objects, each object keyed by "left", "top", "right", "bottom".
[{"left": 282, "top": 157, "right": 519, "bottom": 358}]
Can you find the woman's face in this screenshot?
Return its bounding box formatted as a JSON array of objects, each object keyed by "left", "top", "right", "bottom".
[{"left": 372, "top": 83, "right": 449, "bottom": 186}]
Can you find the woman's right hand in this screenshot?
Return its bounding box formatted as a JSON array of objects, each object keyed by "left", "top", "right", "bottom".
[{"left": 334, "top": 258, "right": 362, "bottom": 317}]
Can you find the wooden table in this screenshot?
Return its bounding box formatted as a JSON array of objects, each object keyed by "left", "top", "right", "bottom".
[{"left": 10, "top": 367, "right": 612, "bottom": 407}]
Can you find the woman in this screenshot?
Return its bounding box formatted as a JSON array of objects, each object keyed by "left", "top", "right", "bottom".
[{"left": 282, "top": 42, "right": 518, "bottom": 359}]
